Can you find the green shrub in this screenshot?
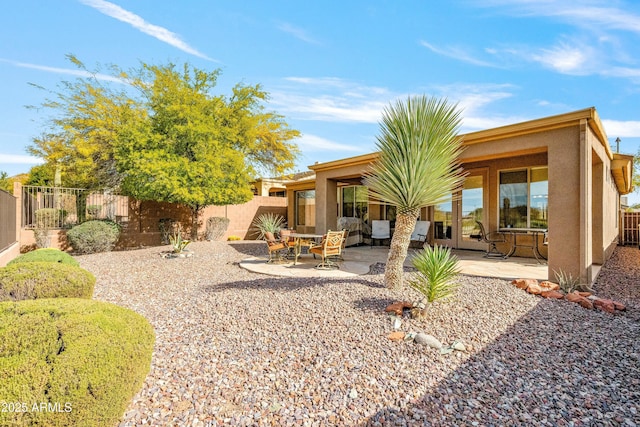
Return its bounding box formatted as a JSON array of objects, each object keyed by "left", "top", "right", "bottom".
[
  {"left": 251, "top": 212, "right": 285, "bottom": 240},
  {"left": 86, "top": 204, "right": 102, "bottom": 217},
  {"left": 67, "top": 220, "right": 121, "bottom": 254},
  {"left": 34, "top": 208, "right": 68, "bottom": 228},
  {"left": 409, "top": 244, "right": 460, "bottom": 304},
  {"left": 0, "top": 298, "right": 155, "bottom": 427},
  {"left": 0, "top": 262, "right": 95, "bottom": 302},
  {"left": 8, "top": 249, "right": 80, "bottom": 267}
]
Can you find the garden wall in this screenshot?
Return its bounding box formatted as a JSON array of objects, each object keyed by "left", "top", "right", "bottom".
[{"left": 0, "top": 187, "right": 19, "bottom": 266}]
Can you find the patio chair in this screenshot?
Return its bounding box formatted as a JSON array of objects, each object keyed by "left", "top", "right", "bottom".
[
  {"left": 410, "top": 220, "right": 431, "bottom": 248},
  {"left": 473, "top": 221, "right": 507, "bottom": 258},
  {"left": 309, "top": 230, "right": 345, "bottom": 269},
  {"left": 371, "top": 220, "right": 391, "bottom": 247},
  {"left": 279, "top": 229, "right": 297, "bottom": 258},
  {"left": 264, "top": 231, "right": 288, "bottom": 263}
]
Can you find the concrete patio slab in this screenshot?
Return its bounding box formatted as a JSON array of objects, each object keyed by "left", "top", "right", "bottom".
[{"left": 239, "top": 246, "right": 548, "bottom": 281}]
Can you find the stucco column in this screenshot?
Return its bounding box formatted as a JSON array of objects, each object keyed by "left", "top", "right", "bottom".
[{"left": 314, "top": 174, "right": 337, "bottom": 234}]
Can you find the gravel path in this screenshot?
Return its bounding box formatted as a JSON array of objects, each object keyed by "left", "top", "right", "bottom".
[{"left": 77, "top": 242, "right": 640, "bottom": 427}]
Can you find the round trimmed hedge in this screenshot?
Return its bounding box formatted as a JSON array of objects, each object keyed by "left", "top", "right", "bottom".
[
  {"left": 0, "top": 262, "right": 95, "bottom": 302},
  {"left": 67, "top": 220, "right": 121, "bottom": 254},
  {"left": 0, "top": 298, "right": 155, "bottom": 427},
  {"left": 7, "top": 249, "right": 80, "bottom": 267}
]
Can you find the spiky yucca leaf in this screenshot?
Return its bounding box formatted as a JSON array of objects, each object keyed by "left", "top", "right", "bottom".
[
  {"left": 251, "top": 213, "right": 285, "bottom": 240},
  {"left": 409, "top": 244, "right": 460, "bottom": 303}
]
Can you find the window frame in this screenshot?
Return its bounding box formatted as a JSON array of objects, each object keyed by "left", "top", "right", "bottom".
[{"left": 498, "top": 166, "right": 548, "bottom": 229}]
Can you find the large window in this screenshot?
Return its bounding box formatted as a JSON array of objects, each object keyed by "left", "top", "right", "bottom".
[
  {"left": 434, "top": 196, "right": 452, "bottom": 239},
  {"left": 499, "top": 167, "right": 548, "bottom": 229},
  {"left": 295, "top": 190, "right": 315, "bottom": 227},
  {"left": 340, "top": 186, "right": 368, "bottom": 222}
]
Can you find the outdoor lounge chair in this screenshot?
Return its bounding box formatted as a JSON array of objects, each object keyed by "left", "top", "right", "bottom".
[
  {"left": 309, "top": 230, "right": 345, "bottom": 269},
  {"left": 264, "top": 231, "right": 288, "bottom": 263},
  {"left": 410, "top": 220, "right": 431, "bottom": 248},
  {"left": 371, "top": 220, "right": 391, "bottom": 247},
  {"left": 473, "top": 220, "right": 506, "bottom": 258}
]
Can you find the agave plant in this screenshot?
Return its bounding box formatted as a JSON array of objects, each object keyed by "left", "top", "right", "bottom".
[
  {"left": 409, "top": 244, "right": 460, "bottom": 312},
  {"left": 363, "top": 95, "right": 465, "bottom": 289},
  {"left": 252, "top": 213, "right": 285, "bottom": 240},
  {"left": 553, "top": 269, "right": 580, "bottom": 294},
  {"left": 169, "top": 225, "right": 191, "bottom": 253}
]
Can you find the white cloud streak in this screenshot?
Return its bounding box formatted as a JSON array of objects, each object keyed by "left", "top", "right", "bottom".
[
  {"left": 0, "top": 58, "right": 126, "bottom": 83},
  {"left": 79, "top": 0, "right": 214, "bottom": 61},
  {"left": 277, "top": 22, "right": 321, "bottom": 45},
  {"left": 0, "top": 154, "right": 43, "bottom": 165},
  {"left": 296, "top": 134, "right": 364, "bottom": 152},
  {"left": 602, "top": 119, "right": 640, "bottom": 138},
  {"left": 419, "top": 40, "right": 498, "bottom": 67}
]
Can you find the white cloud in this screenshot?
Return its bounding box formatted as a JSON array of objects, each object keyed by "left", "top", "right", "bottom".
[
  {"left": 0, "top": 154, "right": 43, "bottom": 164},
  {"left": 0, "top": 58, "right": 126, "bottom": 83},
  {"left": 602, "top": 119, "right": 640, "bottom": 138},
  {"left": 530, "top": 42, "right": 591, "bottom": 74},
  {"left": 419, "top": 40, "right": 498, "bottom": 67},
  {"left": 79, "top": 0, "right": 214, "bottom": 61},
  {"left": 296, "top": 134, "right": 364, "bottom": 152},
  {"left": 277, "top": 22, "right": 320, "bottom": 45}
]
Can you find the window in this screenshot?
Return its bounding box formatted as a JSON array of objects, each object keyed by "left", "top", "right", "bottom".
[
  {"left": 434, "top": 196, "right": 452, "bottom": 239},
  {"left": 339, "top": 186, "right": 368, "bottom": 222},
  {"left": 499, "top": 167, "right": 548, "bottom": 229},
  {"left": 295, "top": 190, "right": 315, "bottom": 227}
]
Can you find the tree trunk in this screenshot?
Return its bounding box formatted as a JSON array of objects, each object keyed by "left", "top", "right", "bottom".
[
  {"left": 190, "top": 206, "right": 201, "bottom": 241},
  {"left": 384, "top": 210, "right": 419, "bottom": 289}
]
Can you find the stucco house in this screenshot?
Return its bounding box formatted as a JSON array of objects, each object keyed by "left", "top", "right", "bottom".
[{"left": 285, "top": 107, "right": 634, "bottom": 285}]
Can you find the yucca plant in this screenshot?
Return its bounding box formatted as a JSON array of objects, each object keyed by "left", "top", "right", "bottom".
[
  {"left": 363, "top": 96, "right": 465, "bottom": 289},
  {"left": 169, "top": 225, "right": 191, "bottom": 253},
  {"left": 409, "top": 245, "right": 460, "bottom": 318},
  {"left": 553, "top": 269, "right": 580, "bottom": 294},
  {"left": 252, "top": 213, "right": 285, "bottom": 240}
]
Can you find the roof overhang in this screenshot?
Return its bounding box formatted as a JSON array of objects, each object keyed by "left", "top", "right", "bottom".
[{"left": 611, "top": 153, "right": 634, "bottom": 195}]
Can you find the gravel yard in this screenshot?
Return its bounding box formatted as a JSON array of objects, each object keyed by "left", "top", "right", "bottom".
[{"left": 78, "top": 242, "right": 640, "bottom": 427}]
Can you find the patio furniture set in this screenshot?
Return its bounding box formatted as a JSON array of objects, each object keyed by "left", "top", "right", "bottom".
[
  {"left": 265, "top": 229, "right": 347, "bottom": 270},
  {"left": 473, "top": 220, "right": 547, "bottom": 262}
]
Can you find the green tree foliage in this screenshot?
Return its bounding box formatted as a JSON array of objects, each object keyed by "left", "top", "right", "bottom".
[
  {"left": 0, "top": 171, "right": 10, "bottom": 192},
  {"left": 29, "top": 56, "right": 300, "bottom": 238},
  {"left": 363, "top": 96, "right": 465, "bottom": 289}
]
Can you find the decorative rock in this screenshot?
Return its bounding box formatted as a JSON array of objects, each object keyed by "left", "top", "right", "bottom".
[
  {"left": 348, "top": 388, "right": 358, "bottom": 399},
  {"left": 414, "top": 333, "right": 443, "bottom": 349},
  {"left": 540, "top": 281, "right": 560, "bottom": 291},
  {"left": 451, "top": 341, "right": 466, "bottom": 351},
  {"left": 512, "top": 278, "right": 537, "bottom": 290},
  {"left": 593, "top": 298, "right": 616, "bottom": 314},
  {"left": 541, "top": 290, "right": 564, "bottom": 299},
  {"left": 392, "top": 316, "right": 402, "bottom": 330},
  {"left": 404, "top": 332, "right": 417, "bottom": 342},
  {"left": 613, "top": 301, "right": 626, "bottom": 311},
  {"left": 577, "top": 291, "right": 593, "bottom": 298},
  {"left": 384, "top": 301, "right": 413, "bottom": 316},
  {"left": 526, "top": 283, "right": 543, "bottom": 295},
  {"left": 387, "top": 331, "right": 405, "bottom": 341},
  {"left": 566, "top": 292, "right": 593, "bottom": 309}
]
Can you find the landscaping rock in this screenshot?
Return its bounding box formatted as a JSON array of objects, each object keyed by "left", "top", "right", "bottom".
[
  {"left": 541, "top": 290, "right": 564, "bottom": 299},
  {"left": 414, "top": 333, "right": 443, "bottom": 349},
  {"left": 512, "top": 278, "right": 537, "bottom": 290},
  {"left": 566, "top": 291, "right": 593, "bottom": 309},
  {"left": 577, "top": 291, "right": 593, "bottom": 298},
  {"left": 593, "top": 298, "right": 616, "bottom": 314},
  {"left": 387, "top": 331, "right": 405, "bottom": 341},
  {"left": 384, "top": 301, "right": 413, "bottom": 316},
  {"left": 526, "top": 282, "right": 543, "bottom": 295},
  {"left": 540, "top": 281, "right": 560, "bottom": 291}
]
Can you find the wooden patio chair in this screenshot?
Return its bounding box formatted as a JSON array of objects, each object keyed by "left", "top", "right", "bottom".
[
  {"left": 309, "top": 230, "right": 345, "bottom": 269},
  {"left": 473, "top": 220, "right": 507, "bottom": 258},
  {"left": 264, "top": 231, "right": 288, "bottom": 263}
]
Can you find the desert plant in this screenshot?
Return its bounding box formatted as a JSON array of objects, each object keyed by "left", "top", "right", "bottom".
[
  {"left": 0, "top": 298, "right": 154, "bottom": 427},
  {"left": 227, "top": 235, "right": 241, "bottom": 241},
  {"left": 206, "top": 216, "right": 230, "bottom": 241},
  {"left": 409, "top": 244, "right": 460, "bottom": 309},
  {"left": 67, "top": 220, "right": 120, "bottom": 254},
  {"left": 34, "top": 208, "right": 68, "bottom": 228},
  {"left": 0, "top": 262, "right": 95, "bottom": 302},
  {"left": 363, "top": 96, "right": 465, "bottom": 289},
  {"left": 158, "top": 218, "right": 175, "bottom": 244},
  {"left": 169, "top": 226, "right": 191, "bottom": 253},
  {"left": 86, "top": 204, "right": 102, "bottom": 218},
  {"left": 32, "top": 224, "right": 51, "bottom": 248},
  {"left": 252, "top": 212, "right": 285, "bottom": 240},
  {"left": 7, "top": 248, "right": 79, "bottom": 267},
  {"left": 554, "top": 269, "right": 580, "bottom": 294}
]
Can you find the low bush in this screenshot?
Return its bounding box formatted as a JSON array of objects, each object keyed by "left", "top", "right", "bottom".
[
  {"left": 0, "top": 298, "right": 155, "bottom": 427},
  {"left": 34, "top": 208, "right": 68, "bottom": 228},
  {"left": 66, "top": 220, "right": 121, "bottom": 254},
  {"left": 8, "top": 249, "right": 80, "bottom": 267},
  {"left": 0, "top": 262, "right": 95, "bottom": 302}
]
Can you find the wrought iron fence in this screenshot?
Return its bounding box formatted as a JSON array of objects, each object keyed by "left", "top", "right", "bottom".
[
  {"left": 0, "top": 189, "right": 17, "bottom": 251},
  {"left": 620, "top": 211, "right": 640, "bottom": 246},
  {"left": 21, "top": 185, "right": 129, "bottom": 229}
]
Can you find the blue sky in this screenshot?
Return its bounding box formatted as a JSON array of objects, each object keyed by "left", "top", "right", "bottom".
[{"left": 1, "top": 0, "right": 639, "bottom": 202}]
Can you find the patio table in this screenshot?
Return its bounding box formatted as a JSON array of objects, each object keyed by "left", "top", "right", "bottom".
[
  {"left": 289, "top": 233, "right": 324, "bottom": 265},
  {"left": 499, "top": 228, "right": 547, "bottom": 262}
]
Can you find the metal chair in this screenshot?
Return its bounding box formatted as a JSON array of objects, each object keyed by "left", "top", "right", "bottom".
[
  {"left": 371, "top": 220, "right": 391, "bottom": 247},
  {"left": 264, "top": 231, "right": 288, "bottom": 263},
  {"left": 309, "top": 230, "right": 345, "bottom": 269},
  {"left": 410, "top": 220, "right": 431, "bottom": 248},
  {"left": 473, "top": 221, "right": 506, "bottom": 258}
]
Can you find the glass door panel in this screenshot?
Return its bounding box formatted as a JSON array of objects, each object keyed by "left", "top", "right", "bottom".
[
  {"left": 434, "top": 196, "right": 453, "bottom": 246},
  {"left": 458, "top": 170, "right": 487, "bottom": 250}
]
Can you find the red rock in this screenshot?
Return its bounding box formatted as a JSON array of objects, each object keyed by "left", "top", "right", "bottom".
[
  {"left": 613, "top": 301, "right": 626, "bottom": 311},
  {"left": 384, "top": 301, "right": 413, "bottom": 315},
  {"left": 593, "top": 298, "right": 616, "bottom": 314},
  {"left": 577, "top": 291, "right": 592, "bottom": 298},
  {"left": 388, "top": 331, "right": 405, "bottom": 341},
  {"left": 512, "top": 279, "right": 538, "bottom": 290},
  {"left": 541, "top": 290, "right": 564, "bottom": 299},
  {"left": 540, "top": 281, "right": 560, "bottom": 291},
  {"left": 566, "top": 292, "right": 593, "bottom": 309},
  {"left": 526, "top": 283, "right": 543, "bottom": 295}
]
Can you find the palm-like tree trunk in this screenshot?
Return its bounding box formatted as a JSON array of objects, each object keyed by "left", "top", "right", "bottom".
[{"left": 384, "top": 209, "right": 419, "bottom": 289}]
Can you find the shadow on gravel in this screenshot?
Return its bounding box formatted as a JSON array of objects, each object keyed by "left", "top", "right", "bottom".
[
  {"left": 227, "top": 241, "right": 266, "bottom": 257},
  {"left": 203, "top": 276, "right": 383, "bottom": 293},
  {"left": 353, "top": 296, "right": 400, "bottom": 314},
  {"left": 360, "top": 299, "right": 640, "bottom": 426}
]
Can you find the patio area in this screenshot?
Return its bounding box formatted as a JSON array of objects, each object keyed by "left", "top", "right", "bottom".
[{"left": 240, "top": 245, "right": 548, "bottom": 281}]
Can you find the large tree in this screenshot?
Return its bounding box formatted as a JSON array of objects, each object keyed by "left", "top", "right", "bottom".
[
  {"left": 363, "top": 96, "right": 466, "bottom": 290},
  {"left": 29, "top": 56, "right": 300, "bottom": 238}
]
